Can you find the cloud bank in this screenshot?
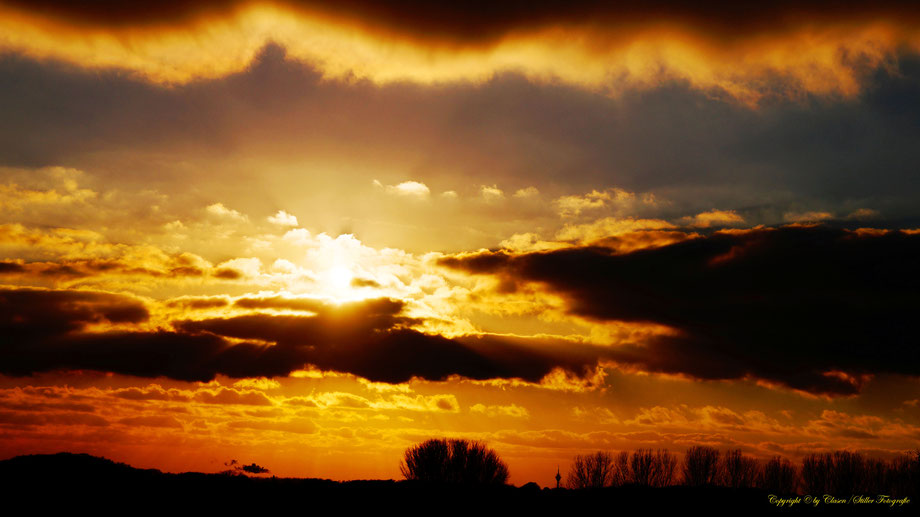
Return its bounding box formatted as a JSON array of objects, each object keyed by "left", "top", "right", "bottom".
[{"left": 440, "top": 226, "right": 920, "bottom": 395}]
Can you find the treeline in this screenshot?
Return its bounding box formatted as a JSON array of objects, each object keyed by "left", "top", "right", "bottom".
[{"left": 566, "top": 447, "right": 920, "bottom": 496}]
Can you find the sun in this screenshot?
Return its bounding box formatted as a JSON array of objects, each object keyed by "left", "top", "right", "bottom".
[{"left": 322, "top": 265, "right": 357, "bottom": 300}]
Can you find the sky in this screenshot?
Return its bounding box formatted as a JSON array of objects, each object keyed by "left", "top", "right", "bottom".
[{"left": 1, "top": 1, "right": 919, "bottom": 486}]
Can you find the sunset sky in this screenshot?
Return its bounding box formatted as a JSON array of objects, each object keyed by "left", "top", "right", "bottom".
[{"left": 1, "top": 1, "right": 919, "bottom": 487}]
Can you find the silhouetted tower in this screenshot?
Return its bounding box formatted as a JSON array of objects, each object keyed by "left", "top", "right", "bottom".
[{"left": 555, "top": 466, "right": 561, "bottom": 489}]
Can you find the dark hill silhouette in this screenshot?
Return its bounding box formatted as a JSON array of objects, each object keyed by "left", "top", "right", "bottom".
[{"left": 0, "top": 453, "right": 912, "bottom": 513}]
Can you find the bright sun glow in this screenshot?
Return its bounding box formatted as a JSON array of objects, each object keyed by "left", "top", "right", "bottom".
[{"left": 323, "top": 265, "right": 355, "bottom": 300}]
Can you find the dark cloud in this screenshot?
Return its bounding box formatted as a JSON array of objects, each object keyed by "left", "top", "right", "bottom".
[
  {"left": 176, "top": 300, "right": 604, "bottom": 383},
  {"left": 0, "top": 259, "right": 210, "bottom": 280},
  {"left": 440, "top": 226, "right": 920, "bottom": 395},
  {"left": 3, "top": 329, "right": 239, "bottom": 382},
  {"left": 111, "top": 387, "right": 176, "bottom": 401},
  {"left": 0, "top": 410, "right": 109, "bottom": 427},
  {"left": 212, "top": 268, "right": 242, "bottom": 280},
  {"left": 118, "top": 415, "right": 183, "bottom": 428},
  {"left": 0, "top": 289, "right": 606, "bottom": 384},
  {"left": 350, "top": 277, "right": 381, "bottom": 289},
  {"left": 0, "top": 288, "right": 272, "bottom": 381},
  {"left": 3, "top": 1, "right": 919, "bottom": 43},
  {"left": 0, "top": 400, "right": 96, "bottom": 413},
  {"left": 0, "top": 288, "right": 149, "bottom": 343},
  {"left": 0, "top": 261, "right": 24, "bottom": 273},
  {"left": 164, "top": 297, "right": 230, "bottom": 310},
  {"left": 233, "top": 295, "right": 330, "bottom": 312}
]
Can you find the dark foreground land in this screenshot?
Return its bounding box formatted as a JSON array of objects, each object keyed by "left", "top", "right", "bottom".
[{"left": 0, "top": 453, "right": 912, "bottom": 514}]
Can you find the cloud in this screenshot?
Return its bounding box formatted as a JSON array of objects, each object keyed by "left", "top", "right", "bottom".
[
  {"left": 682, "top": 209, "right": 745, "bottom": 228},
  {"left": 846, "top": 208, "right": 880, "bottom": 220},
  {"left": 233, "top": 295, "right": 330, "bottom": 313},
  {"left": 0, "top": 410, "right": 109, "bottom": 427},
  {"left": 783, "top": 211, "right": 834, "bottom": 223},
  {"left": 3, "top": 2, "right": 918, "bottom": 45},
  {"left": 439, "top": 225, "right": 920, "bottom": 395},
  {"left": 0, "top": 287, "right": 149, "bottom": 340},
  {"left": 513, "top": 187, "right": 539, "bottom": 198},
  {"left": 470, "top": 403, "right": 529, "bottom": 418},
  {"left": 164, "top": 296, "right": 230, "bottom": 310},
  {"left": 4, "top": 50, "right": 920, "bottom": 256},
  {"left": 1, "top": 2, "right": 919, "bottom": 102},
  {"left": 553, "top": 188, "right": 656, "bottom": 218},
  {"left": 193, "top": 388, "right": 273, "bottom": 406},
  {"left": 119, "top": 415, "right": 183, "bottom": 428},
  {"left": 555, "top": 189, "right": 627, "bottom": 217},
  {"left": 267, "top": 210, "right": 298, "bottom": 226},
  {"left": 556, "top": 217, "right": 677, "bottom": 240},
  {"left": 500, "top": 217, "right": 688, "bottom": 253},
  {"left": 287, "top": 390, "right": 459, "bottom": 413},
  {"left": 480, "top": 185, "right": 504, "bottom": 202},
  {"left": 226, "top": 418, "right": 317, "bottom": 435},
  {"left": 206, "top": 203, "right": 248, "bottom": 221},
  {"left": 176, "top": 313, "right": 604, "bottom": 384},
  {"left": 498, "top": 233, "right": 569, "bottom": 252},
  {"left": 0, "top": 168, "right": 96, "bottom": 212},
  {"left": 0, "top": 257, "right": 220, "bottom": 282},
  {"left": 624, "top": 405, "right": 791, "bottom": 434},
  {"left": 378, "top": 180, "right": 430, "bottom": 198},
  {"left": 0, "top": 288, "right": 613, "bottom": 384},
  {"left": 213, "top": 257, "right": 261, "bottom": 278}
]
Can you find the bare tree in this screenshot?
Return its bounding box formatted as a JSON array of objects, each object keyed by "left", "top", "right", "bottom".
[
  {"left": 864, "top": 458, "right": 888, "bottom": 495},
  {"left": 567, "top": 451, "right": 615, "bottom": 489},
  {"left": 720, "top": 449, "right": 759, "bottom": 488},
  {"left": 759, "top": 456, "right": 797, "bottom": 493},
  {"left": 801, "top": 450, "right": 871, "bottom": 495},
  {"left": 682, "top": 446, "right": 721, "bottom": 486},
  {"left": 801, "top": 453, "right": 832, "bottom": 494},
  {"left": 827, "top": 450, "right": 867, "bottom": 495},
  {"left": 655, "top": 449, "right": 678, "bottom": 487},
  {"left": 887, "top": 450, "right": 920, "bottom": 497},
  {"left": 611, "top": 451, "right": 630, "bottom": 486},
  {"left": 628, "top": 449, "right": 676, "bottom": 487},
  {"left": 629, "top": 449, "right": 657, "bottom": 487},
  {"left": 220, "top": 459, "right": 270, "bottom": 476},
  {"left": 400, "top": 438, "right": 509, "bottom": 484}
]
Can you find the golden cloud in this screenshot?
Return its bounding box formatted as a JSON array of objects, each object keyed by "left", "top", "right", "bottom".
[{"left": 0, "top": 3, "right": 918, "bottom": 103}]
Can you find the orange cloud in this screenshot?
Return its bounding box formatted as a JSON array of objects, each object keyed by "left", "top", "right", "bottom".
[
  {"left": 470, "top": 403, "right": 530, "bottom": 418},
  {"left": 682, "top": 209, "right": 746, "bottom": 228},
  {"left": 0, "top": 3, "right": 918, "bottom": 103}
]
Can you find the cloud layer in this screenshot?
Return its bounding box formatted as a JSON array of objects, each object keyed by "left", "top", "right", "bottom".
[
  {"left": 441, "top": 226, "right": 920, "bottom": 395},
  {"left": 0, "top": 288, "right": 607, "bottom": 384},
  {"left": 2, "top": 1, "right": 920, "bottom": 103},
  {"left": 5, "top": 1, "right": 920, "bottom": 41}
]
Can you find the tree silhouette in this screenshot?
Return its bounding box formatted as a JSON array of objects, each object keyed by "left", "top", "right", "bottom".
[
  {"left": 629, "top": 449, "right": 677, "bottom": 487},
  {"left": 720, "top": 449, "right": 759, "bottom": 488},
  {"left": 400, "top": 438, "right": 509, "bottom": 485},
  {"left": 888, "top": 450, "right": 920, "bottom": 497},
  {"left": 801, "top": 453, "right": 831, "bottom": 494},
  {"left": 220, "top": 459, "right": 270, "bottom": 476},
  {"left": 565, "top": 449, "right": 677, "bottom": 489},
  {"left": 801, "top": 451, "right": 870, "bottom": 494},
  {"left": 759, "top": 456, "right": 797, "bottom": 493},
  {"left": 567, "top": 451, "right": 615, "bottom": 489},
  {"left": 682, "top": 446, "right": 721, "bottom": 486},
  {"left": 611, "top": 451, "right": 630, "bottom": 486},
  {"left": 827, "top": 450, "right": 866, "bottom": 495}
]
